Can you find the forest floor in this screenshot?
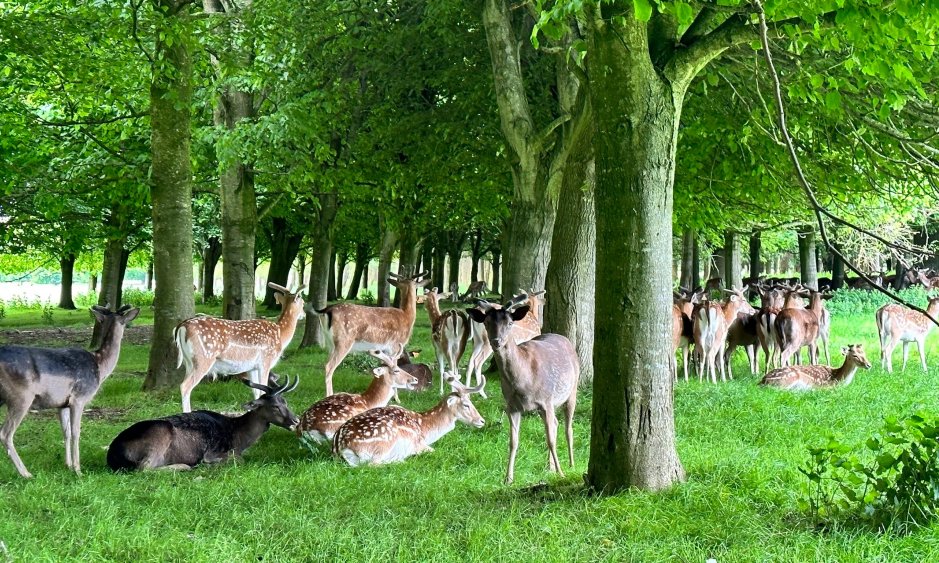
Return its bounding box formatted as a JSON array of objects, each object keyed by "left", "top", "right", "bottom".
[{"left": 2, "top": 293, "right": 939, "bottom": 561}]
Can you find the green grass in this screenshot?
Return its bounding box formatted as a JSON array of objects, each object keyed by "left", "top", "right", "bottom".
[{"left": 3, "top": 302, "right": 939, "bottom": 561}]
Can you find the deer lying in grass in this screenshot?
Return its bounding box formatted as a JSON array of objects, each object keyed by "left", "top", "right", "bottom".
[
  {"left": 759, "top": 344, "right": 871, "bottom": 390},
  {"left": 175, "top": 282, "right": 306, "bottom": 412},
  {"left": 107, "top": 377, "right": 300, "bottom": 471},
  {"left": 0, "top": 305, "right": 139, "bottom": 478},
  {"left": 396, "top": 349, "right": 432, "bottom": 392},
  {"left": 425, "top": 288, "right": 470, "bottom": 394},
  {"left": 468, "top": 301, "right": 578, "bottom": 484},
  {"left": 317, "top": 271, "right": 429, "bottom": 396},
  {"left": 332, "top": 375, "right": 485, "bottom": 466},
  {"left": 295, "top": 350, "right": 419, "bottom": 446},
  {"left": 876, "top": 296, "right": 939, "bottom": 373}
]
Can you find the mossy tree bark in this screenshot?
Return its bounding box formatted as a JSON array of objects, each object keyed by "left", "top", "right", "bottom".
[
  {"left": 300, "top": 191, "right": 339, "bottom": 348},
  {"left": 58, "top": 254, "right": 76, "bottom": 310},
  {"left": 798, "top": 225, "right": 818, "bottom": 290},
  {"left": 725, "top": 230, "right": 742, "bottom": 290},
  {"left": 144, "top": 0, "right": 195, "bottom": 390}
]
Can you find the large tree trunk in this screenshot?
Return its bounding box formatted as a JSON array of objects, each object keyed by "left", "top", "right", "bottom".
[
  {"left": 144, "top": 2, "right": 195, "bottom": 390},
  {"left": 798, "top": 225, "right": 818, "bottom": 290},
  {"left": 544, "top": 115, "right": 595, "bottom": 385},
  {"left": 679, "top": 228, "right": 694, "bottom": 289},
  {"left": 376, "top": 226, "right": 398, "bottom": 308},
  {"left": 202, "top": 236, "right": 222, "bottom": 301},
  {"left": 345, "top": 242, "right": 369, "bottom": 300},
  {"left": 749, "top": 230, "right": 762, "bottom": 280},
  {"left": 585, "top": 15, "right": 685, "bottom": 493},
  {"left": 300, "top": 191, "right": 338, "bottom": 349},
  {"left": 58, "top": 254, "right": 76, "bottom": 310},
  {"left": 263, "top": 217, "right": 304, "bottom": 309},
  {"left": 724, "top": 230, "right": 742, "bottom": 290}
]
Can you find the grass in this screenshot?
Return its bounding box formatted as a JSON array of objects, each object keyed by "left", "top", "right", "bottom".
[{"left": 3, "top": 297, "right": 939, "bottom": 561}]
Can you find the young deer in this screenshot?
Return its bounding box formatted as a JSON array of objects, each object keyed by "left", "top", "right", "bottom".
[
  {"left": 107, "top": 377, "right": 300, "bottom": 471},
  {"left": 760, "top": 344, "right": 872, "bottom": 390},
  {"left": 466, "top": 289, "right": 544, "bottom": 391},
  {"left": 0, "top": 305, "right": 140, "bottom": 478},
  {"left": 175, "top": 283, "right": 306, "bottom": 413},
  {"left": 468, "top": 302, "right": 578, "bottom": 485},
  {"left": 317, "top": 271, "right": 429, "bottom": 396},
  {"left": 294, "top": 350, "right": 419, "bottom": 446},
  {"left": 876, "top": 297, "right": 939, "bottom": 373},
  {"left": 332, "top": 375, "right": 486, "bottom": 466},
  {"left": 396, "top": 349, "right": 432, "bottom": 392},
  {"left": 425, "top": 288, "right": 470, "bottom": 394}
]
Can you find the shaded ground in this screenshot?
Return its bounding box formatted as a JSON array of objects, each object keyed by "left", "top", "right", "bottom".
[{"left": 0, "top": 325, "right": 154, "bottom": 347}]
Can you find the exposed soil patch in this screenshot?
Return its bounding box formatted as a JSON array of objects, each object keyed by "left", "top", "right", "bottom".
[{"left": 0, "top": 325, "right": 153, "bottom": 347}]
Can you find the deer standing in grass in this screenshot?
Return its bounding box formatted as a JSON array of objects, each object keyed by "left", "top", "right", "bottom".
[
  {"left": 468, "top": 302, "right": 578, "bottom": 485},
  {"left": 462, "top": 280, "right": 489, "bottom": 301},
  {"left": 0, "top": 305, "right": 139, "bottom": 478},
  {"left": 760, "top": 344, "right": 871, "bottom": 390},
  {"left": 425, "top": 288, "right": 470, "bottom": 394},
  {"left": 332, "top": 375, "right": 486, "bottom": 466},
  {"left": 317, "top": 271, "right": 429, "bottom": 396},
  {"left": 693, "top": 290, "right": 746, "bottom": 383},
  {"left": 466, "top": 289, "right": 544, "bottom": 391},
  {"left": 876, "top": 296, "right": 939, "bottom": 373},
  {"left": 724, "top": 287, "right": 759, "bottom": 378},
  {"left": 175, "top": 283, "right": 306, "bottom": 413},
  {"left": 775, "top": 289, "right": 829, "bottom": 367},
  {"left": 671, "top": 288, "right": 699, "bottom": 381},
  {"left": 295, "top": 349, "right": 419, "bottom": 446}
]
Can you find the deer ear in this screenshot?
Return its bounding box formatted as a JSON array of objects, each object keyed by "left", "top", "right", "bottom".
[
  {"left": 372, "top": 367, "right": 384, "bottom": 378},
  {"left": 274, "top": 292, "right": 285, "bottom": 306},
  {"left": 90, "top": 307, "right": 108, "bottom": 323},
  {"left": 447, "top": 395, "right": 458, "bottom": 407},
  {"left": 510, "top": 305, "right": 530, "bottom": 321},
  {"left": 841, "top": 346, "right": 849, "bottom": 355},
  {"left": 467, "top": 308, "right": 486, "bottom": 323},
  {"left": 121, "top": 307, "right": 140, "bottom": 323}
]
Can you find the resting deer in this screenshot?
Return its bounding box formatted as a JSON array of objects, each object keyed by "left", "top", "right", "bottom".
[
  {"left": 466, "top": 289, "right": 544, "bottom": 391},
  {"left": 468, "top": 302, "right": 578, "bottom": 485},
  {"left": 760, "top": 344, "right": 871, "bottom": 390},
  {"left": 332, "top": 375, "right": 485, "bottom": 466},
  {"left": 107, "top": 377, "right": 300, "bottom": 471},
  {"left": 175, "top": 283, "right": 306, "bottom": 413},
  {"left": 0, "top": 305, "right": 139, "bottom": 478},
  {"left": 425, "top": 288, "right": 470, "bottom": 394},
  {"left": 876, "top": 296, "right": 939, "bottom": 373},
  {"left": 317, "top": 271, "right": 429, "bottom": 396},
  {"left": 295, "top": 350, "right": 419, "bottom": 446}
]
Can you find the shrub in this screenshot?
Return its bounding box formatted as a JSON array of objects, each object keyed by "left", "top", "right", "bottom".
[
  {"left": 800, "top": 412, "right": 939, "bottom": 533},
  {"left": 826, "top": 287, "right": 928, "bottom": 317},
  {"left": 359, "top": 289, "right": 376, "bottom": 305},
  {"left": 41, "top": 303, "right": 55, "bottom": 325},
  {"left": 121, "top": 288, "right": 155, "bottom": 307}
]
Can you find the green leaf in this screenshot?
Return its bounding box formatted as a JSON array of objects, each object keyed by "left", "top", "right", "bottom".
[
  {"left": 674, "top": 2, "right": 694, "bottom": 25},
  {"left": 633, "top": 0, "right": 653, "bottom": 23},
  {"left": 825, "top": 90, "right": 842, "bottom": 111}
]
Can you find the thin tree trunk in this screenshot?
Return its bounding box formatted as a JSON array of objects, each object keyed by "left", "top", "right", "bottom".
[
  {"left": 691, "top": 236, "right": 701, "bottom": 289},
  {"left": 145, "top": 260, "right": 154, "bottom": 291},
  {"left": 491, "top": 246, "right": 501, "bottom": 296},
  {"left": 394, "top": 228, "right": 421, "bottom": 307},
  {"left": 470, "top": 228, "right": 483, "bottom": 283},
  {"left": 327, "top": 248, "right": 338, "bottom": 301},
  {"left": 202, "top": 236, "right": 221, "bottom": 301},
  {"left": 296, "top": 253, "right": 307, "bottom": 288},
  {"left": 300, "top": 191, "right": 338, "bottom": 349},
  {"left": 263, "top": 217, "right": 304, "bottom": 309},
  {"left": 421, "top": 239, "right": 434, "bottom": 280},
  {"left": 432, "top": 235, "right": 446, "bottom": 290},
  {"left": 679, "top": 228, "right": 693, "bottom": 289},
  {"left": 376, "top": 226, "right": 398, "bottom": 308},
  {"left": 345, "top": 242, "right": 369, "bottom": 300},
  {"left": 144, "top": 1, "right": 195, "bottom": 390},
  {"left": 749, "top": 230, "right": 762, "bottom": 281},
  {"left": 832, "top": 251, "right": 845, "bottom": 289},
  {"left": 798, "top": 225, "right": 818, "bottom": 290},
  {"left": 725, "top": 230, "right": 742, "bottom": 290},
  {"left": 58, "top": 254, "right": 76, "bottom": 310},
  {"left": 336, "top": 250, "right": 348, "bottom": 298},
  {"left": 446, "top": 232, "right": 465, "bottom": 294},
  {"left": 90, "top": 273, "right": 98, "bottom": 293}
]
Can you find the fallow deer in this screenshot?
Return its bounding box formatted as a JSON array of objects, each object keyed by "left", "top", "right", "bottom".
[
  {"left": 317, "top": 271, "right": 429, "bottom": 396},
  {"left": 425, "top": 288, "right": 470, "bottom": 394},
  {"left": 107, "top": 377, "right": 300, "bottom": 471},
  {"left": 295, "top": 350, "right": 419, "bottom": 446},
  {"left": 755, "top": 285, "right": 786, "bottom": 371},
  {"left": 0, "top": 305, "right": 140, "bottom": 478},
  {"left": 332, "top": 375, "right": 486, "bottom": 466},
  {"left": 468, "top": 302, "right": 578, "bottom": 485},
  {"left": 462, "top": 280, "right": 489, "bottom": 301},
  {"left": 175, "top": 283, "right": 306, "bottom": 413},
  {"left": 466, "top": 289, "right": 544, "bottom": 391},
  {"left": 876, "top": 296, "right": 939, "bottom": 373},
  {"left": 775, "top": 289, "right": 829, "bottom": 367},
  {"left": 724, "top": 287, "right": 759, "bottom": 378},
  {"left": 759, "top": 344, "right": 871, "bottom": 390},
  {"left": 693, "top": 290, "right": 746, "bottom": 383},
  {"left": 671, "top": 288, "right": 699, "bottom": 381}
]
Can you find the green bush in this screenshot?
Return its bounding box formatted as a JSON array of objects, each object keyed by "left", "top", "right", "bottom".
[
  {"left": 359, "top": 289, "right": 376, "bottom": 305},
  {"left": 120, "top": 288, "right": 155, "bottom": 307},
  {"left": 800, "top": 412, "right": 939, "bottom": 533},
  {"left": 826, "top": 287, "right": 929, "bottom": 317}
]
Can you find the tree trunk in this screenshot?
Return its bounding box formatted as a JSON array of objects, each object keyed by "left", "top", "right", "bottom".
[
  {"left": 98, "top": 235, "right": 127, "bottom": 310},
  {"left": 798, "top": 225, "right": 818, "bottom": 290},
  {"left": 58, "top": 254, "right": 76, "bottom": 310},
  {"left": 749, "top": 230, "right": 762, "bottom": 281},
  {"left": 470, "top": 228, "right": 484, "bottom": 283},
  {"left": 262, "top": 217, "right": 303, "bottom": 309},
  {"left": 432, "top": 236, "right": 446, "bottom": 290},
  {"left": 327, "top": 248, "right": 338, "bottom": 301},
  {"left": 90, "top": 273, "right": 97, "bottom": 293},
  {"left": 544, "top": 115, "right": 595, "bottom": 385},
  {"left": 724, "top": 230, "right": 742, "bottom": 290},
  {"left": 144, "top": 2, "right": 195, "bottom": 390},
  {"left": 679, "top": 228, "right": 693, "bottom": 289},
  {"left": 816, "top": 246, "right": 824, "bottom": 274},
  {"left": 345, "top": 242, "right": 369, "bottom": 300},
  {"left": 832, "top": 251, "right": 845, "bottom": 289},
  {"left": 202, "top": 236, "right": 221, "bottom": 301},
  {"left": 712, "top": 248, "right": 725, "bottom": 282},
  {"left": 446, "top": 232, "right": 465, "bottom": 293},
  {"left": 585, "top": 17, "right": 685, "bottom": 493},
  {"left": 296, "top": 253, "right": 307, "bottom": 288},
  {"left": 491, "top": 246, "right": 501, "bottom": 296},
  {"left": 691, "top": 235, "right": 701, "bottom": 289},
  {"left": 394, "top": 228, "right": 421, "bottom": 307},
  {"left": 376, "top": 226, "right": 398, "bottom": 308},
  {"left": 300, "top": 191, "right": 338, "bottom": 349},
  {"left": 421, "top": 239, "right": 434, "bottom": 277},
  {"left": 145, "top": 260, "right": 154, "bottom": 291},
  {"left": 335, "top": 250, "right": 348, "bottom": 298}
]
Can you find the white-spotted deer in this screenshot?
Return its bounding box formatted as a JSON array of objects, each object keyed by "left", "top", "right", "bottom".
[
  {"left": 876, "top": 296, "right": 939, "bottom": 373},
  {"left": 760, "top": 344, "right": 871, "bottom": 390},
  {"left": 693, "top": 290, "right": 745, "bottom": 383},
  {"left": 0, "top": 305, "right": 140, "bottom": 478},
  {"left": 425, "top": 288, "right": 470, "bottom": 394},
  {"left": 175, "top": 283, "right": 306, "bottom": 413},
  {"left": 295, "top": 349, "right": 419, "bottom": 446},
  {"left": 317, "top": 271, "right": 429, "bottom": 396},
  {"left": 332, "top": 375, "right": 486, "bottom": 466},
  {"left": 468, "top": 302, "right": 578, "bottom": 485},
  {"left": 466, "top": 289, "right": 543, "bottom": 391}
]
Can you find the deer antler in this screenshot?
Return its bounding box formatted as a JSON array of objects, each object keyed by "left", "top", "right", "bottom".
[{"left": 267, "top": 282, "right": 291, "bottom": 294}]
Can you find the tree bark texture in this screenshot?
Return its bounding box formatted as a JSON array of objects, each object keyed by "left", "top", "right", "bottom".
[
  {"left": 376, "top": 226, "right": 398, "bottom": 308},
  {"left": 58, "top": 254, "right": 76, "bottom": 310},
  {"left": 144, "top": 2, "right": 195, "bottom": 390},
  {"left": 263, "top": 217, "right": 304, "bottom": 309},
  {"left": 749, "top": 230, "right": 762, "bottom": 280},
  {"left": 202, "top": 236, "right": 221, "bottom": 301},
  {"left": 725, "top": 230, "right": 742, "bottom": 290},
  {"left": 832, "top": 251, "right": 845, "bottom": 289},
  {"left": 798, "top": 225, "right": 818, "bottom": 290},
  {"left": 300, "top": 191, "right": 338, "bottom": 349},
  {"left": 679, "top": 228, "right": 694, "bottom": 289}
]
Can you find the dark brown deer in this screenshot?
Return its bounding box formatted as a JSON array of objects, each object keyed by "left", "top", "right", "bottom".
[
  {"left": 775, "top": 289, "right": 829, "bottom": 367},
  {"left": 0, "top": 305, "right": 140, "bottom": 478},
  {"left": 468, "top": 302, "right": 579, "bottom": 484},
  {"left": 107, "top": 377, "right": 300, "bottom": 471}
]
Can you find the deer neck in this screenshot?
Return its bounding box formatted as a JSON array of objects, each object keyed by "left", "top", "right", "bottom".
[
  {"left": 417, "top": 400, "right": 457, "bottom": 446},
  {"left": 925, "top": 302, "right": 939, "bottom": 329},
  {"left": 831, "top": 359, "right": 859, "bottom": 384},
  {"left": 93, "top": 324, "right": 126, "bottom": 382},
  {"left": 425, "top": 296, "right": 442, "bottom": 326},
  {"left": 231, "top": 410, "right": 271, "bottom": 455},
  {"left": 398, "top": 284, "right": 417, "bottom": 319},
  {"left": 276, "top": 308, "right": 301, "bottom": 352},
  {"left": 360, "top": 377, "right": 394, "bottom": 408}
]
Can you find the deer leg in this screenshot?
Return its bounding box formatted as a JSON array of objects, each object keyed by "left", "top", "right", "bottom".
[
  {"left": 564, "top": 394, "right": 576, "bottom": 468},
  {"left": 59, "top": 408, "right": 73, "bottom": 469},
  {"left": 506, "top": 410, "right": 521, "bottom": 485},
  {"left": 682, "top": 346, "right": 689, "bottom": 382},
  {"left": 902, "top": 341, "right": 911, "bottom": 372},
  {"left": 179, "top": 359, "right": 212, "bottom": 413},
  {"left": 917, "top": 338, "right": 928, "bottom": 372},
  {"left": 1, "top": 400, "right": 32, "bottom": 478},
  {"left": 248, "top": 368, "right": 264, "bottom": 400},
  {"left": 323, "top": 341, "right": 354, "bottom": 397},
  {"left": 69, "top": 403, "right": 84, "bottom": 475},
  {"left": 542, "top": 409, "right": 563, "bottom": 476},
  {"left": 434, "top": 343, "right": 447, "bottom": 395}
]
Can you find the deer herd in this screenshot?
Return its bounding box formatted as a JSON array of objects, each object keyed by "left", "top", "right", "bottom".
[{"left": 1, "top": 270, "right": 938, "bottom": 480}]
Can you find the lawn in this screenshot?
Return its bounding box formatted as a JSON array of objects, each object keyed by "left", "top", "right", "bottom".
[{"left": 2, "top": 295, "right": 939, "bottom": 561}]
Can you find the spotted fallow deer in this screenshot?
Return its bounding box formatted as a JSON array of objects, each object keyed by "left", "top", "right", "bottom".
[
  {"left": 317, "top": 271, "right": 429, "bottom": 396},
  {"left": 693, "top": 290, "right": 746, "bottom": 383},
  {"left": 760, "top": 344, "right": 871, "bottom": 390},
  {"left": 175, "top": 283, "right": 306, "bottom": 413},
  {"left": 425, "top": 288, "right": 471, "bottom": 395},
  {"left": 466, "top": 289, "right": 544, "bottom": 391},
  {"left": 775, "top": 289, "right": 830, "bottom": 368},
  {"left": 0, "top": 305, "right": 140, "bottom": 478},
  {"left": 332, "top": 375, "right": 486, "bottom": 466},
  {"left": 876, "top": 296, "right": 939, "bottom": 373}
]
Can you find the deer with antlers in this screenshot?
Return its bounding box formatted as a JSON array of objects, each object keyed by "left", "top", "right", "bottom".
[
  {"left": 425, "top": 288, "right": 470, "bottom": 394},
  {"left": 876, "top": 296, "right": 939, "bottom": 373},
  {"left": 317, "top": 271, "right": 429, "bottom": 396},
  {"left": 175, "top": 283, "right": 306, "bottom": 413},
  {"left": 466, "top": 289, "right": 544, "bottom": 393},
  {"left": 760, "top": 344, "right": 871, "bottom": 390}
]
